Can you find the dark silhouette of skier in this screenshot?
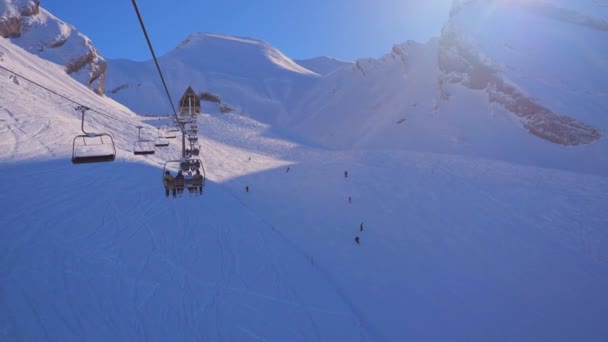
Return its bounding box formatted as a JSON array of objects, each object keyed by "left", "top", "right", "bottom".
[
  {"left": 286, "top": 167, "right": 290, "bottom": 173},
  {"left": 344, "top": 170, "right": 348, "bottom": 178},
  {"left": 193, "top": 169, "right": 204, "bottom": 194},
  {"left": 175, "top": 170, "right": 185, "bottom": 195},
  {"left": 163, "top": 171, "right": 176, "bottom": 198},
  {"left": 355, "top": 236, "right": 360, "bottom": 245},
  {"left": 349, "top": 196, "right": 352, "bottom": 204},
  {"left": 245, "top": 185, "right": 250, "bottom": 193},
  {"left": 360, "top": 223, "right": 364, "bottom": 232}
]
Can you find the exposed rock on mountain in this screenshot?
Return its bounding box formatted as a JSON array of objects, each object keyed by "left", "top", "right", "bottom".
[
  {"left": 439, "top": 0, "right": 604, "bottom": 145},
  {"left": 0, "top": 0, "right": 106, "bottom": 94}
]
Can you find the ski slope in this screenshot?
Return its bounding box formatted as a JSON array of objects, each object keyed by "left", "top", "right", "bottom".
[{"left": 3, "top": 15, "right": 608, "bottom": 342}]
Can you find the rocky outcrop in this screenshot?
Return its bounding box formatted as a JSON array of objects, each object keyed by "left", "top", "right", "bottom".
[
  {"left": 199, "top": 91, "right": 234, "bottom": 113},
  {"left": 438, "top": 1, "right": 602, "bottom": 146},
  {"left": 0, "top": 0, "right": 39, "bottom": 37},
  {"left": 0, "top": 0, "right": 106, "bottom": 94}
]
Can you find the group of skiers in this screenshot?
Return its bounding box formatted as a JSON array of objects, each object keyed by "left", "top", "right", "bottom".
[
  {"left": 163, "top": 169, "right": 204, "bottom": 198},
  {"left": 242, "top": 166, "right": 364, "bottom": 246}
]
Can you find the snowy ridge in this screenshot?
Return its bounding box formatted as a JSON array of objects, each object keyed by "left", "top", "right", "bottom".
[
  {"left": 105, "top": 32, "right": 318, "bottom": 118},
  {"left": 441, "top": 0, "right": 606, "bottom": 145},
  {"left": 0, "top": 1, "right": 106, "bottom": 94},
  {"left": 177, "top": 33, "right": 317, "bottom": 76},
  {"left": 295, "top": 56, "right": 353, "bottom": 76}
]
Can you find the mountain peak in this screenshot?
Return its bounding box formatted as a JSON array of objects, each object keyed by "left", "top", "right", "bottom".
[
  {"left": 169, "top": 32, "right": 316, "bottom": 76},
  {"left": 176, "top": 32, "right": 267, "bottom": 49}
]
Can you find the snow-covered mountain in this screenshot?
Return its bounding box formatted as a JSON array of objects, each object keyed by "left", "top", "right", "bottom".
[
  {"left": 100, "top": 1, "right": 607, "bottom": 175},
  {"left": 2, "top": 1, "right": 608, "bottom": 341},
  {"left": 106, "top": 32, "right": 317, "bottom": 121},
  {"left": 0, "top": 0, "right": 106, "bottom": 94},
  {"left": 294, "top": 56, "right": 353, "bottom": 76},
  {"left": 439, "top": 0, "right": 607, "bottom": 146}
]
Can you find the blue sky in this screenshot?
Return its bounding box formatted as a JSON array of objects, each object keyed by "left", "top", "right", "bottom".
[{"left": 44, "top": 0, "right": 453, "bottom": 61}]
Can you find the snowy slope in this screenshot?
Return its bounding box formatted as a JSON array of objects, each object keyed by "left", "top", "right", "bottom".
[
  {"left": 0, "top": 1, "right": 106, "bottom": 94},
  {"left": 3, "top": 33, "right": 608, "bottom": 342},
  {"left": 294, "top": 56, "right": 353, "bottom": 76},
  {"left": 1, "top": 3, "right": 608, "bottom": 342},
  {"left": 440, "top": 0, "right": 607, "bottom": 145}
]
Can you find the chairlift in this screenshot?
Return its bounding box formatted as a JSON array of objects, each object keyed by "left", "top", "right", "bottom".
[
  {"left": 165, "top": 128, "right": 177, "bottom": 139},
  {"left": 134, "top": 126, "right": 155, "bottom": 155},
  {"left": 72, "top": 106, "right": 116, "bottom": 164},
  {"left": 154, "top": 128, "right": 170, "bottom": 147},
  {"left": 186, "top": 146, "right": 200, "bottom": 157},
  {"left": 162, "top": 158, "right": 206, "bottom": 196}
]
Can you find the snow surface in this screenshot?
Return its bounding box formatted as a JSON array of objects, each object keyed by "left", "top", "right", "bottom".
[
  {"left": 3, "top": 28, "right": 608, "bottom": 341},
  {"left": 447, "top": 0, "right": 608, "bottom": 131},
  {"left": 294, "top": 56, "right": 353, "bottom": 76},
  {"left": 2, "top": 2, "right": 608, "bottom": 341}
]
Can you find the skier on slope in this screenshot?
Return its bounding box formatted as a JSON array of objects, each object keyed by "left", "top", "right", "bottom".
[{"left": 163, "top": 171, "right": 176, "bottom": 198}]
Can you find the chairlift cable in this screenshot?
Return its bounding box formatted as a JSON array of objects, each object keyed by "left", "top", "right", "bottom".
[
  {"left": 131, "top": 0, "right": 178, "bottom": 118},
  {"left": 0, "top": 64, "right": 140, "bottom": 128}
]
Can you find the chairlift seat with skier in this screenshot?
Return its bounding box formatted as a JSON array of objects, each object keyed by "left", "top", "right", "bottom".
[{"left": 162, "top": 158, "right": 206, "bottom": 195}]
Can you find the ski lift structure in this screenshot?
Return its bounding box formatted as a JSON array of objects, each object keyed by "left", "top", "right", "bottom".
[
  {"left": 163, "top": 126, "right": 177, "bottom": 139},
  {"left": 162, "top": 87, "right": 207, "bottom": 197},
  {"left": 154, "top": 127, "right": 170, "bottom": 147},
  {"left": 179, "top": 86, "right": 200, "bottom": 117},
  {"left": 134, "top": 126, "right": 155, "bottom": 155},
  {"left": 72, "top": 106, "right": 117, "bottom": 164},
  {"left": 162, "top": 158, "right": 206, "bottom": 195}
]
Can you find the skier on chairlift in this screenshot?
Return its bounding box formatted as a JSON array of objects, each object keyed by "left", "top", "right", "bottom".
[
  {"left": 163, "top": 171, "right": 176, "bottom": 198},
  {"left": 193, "top": 169, "right": 204, "bottom": 194},
  {"left": 175, "top": 170, "right": 185, "bottom": 194}
]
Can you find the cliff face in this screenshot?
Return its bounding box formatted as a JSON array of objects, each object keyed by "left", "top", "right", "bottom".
[
  {"left": 0, "top": 0, "right": 106, "bottom": 94},
  {"left": 437, "top": 0, "right": 605, "bottom": 145},
  {"left": 0, "top": 0, "right": 39, "bottom": 37}
]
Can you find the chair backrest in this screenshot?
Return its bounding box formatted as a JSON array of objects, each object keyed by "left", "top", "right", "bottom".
[
  {"left": 192, "top": 177, "right": 203, "bottom": 186},
  {"left": 174, "top": 178, "right": 185, "bottom": 188}
]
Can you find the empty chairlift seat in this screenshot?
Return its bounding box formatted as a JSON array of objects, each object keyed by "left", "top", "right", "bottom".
[
  {"left": 72, "top": 106, "right": 116, "bottom": 164},
  {"left": 154, "top": 128, "right": 170, "bottom": 147},
  {"left": 134, "top": 126, "right": 155, "bottom": 155}
]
